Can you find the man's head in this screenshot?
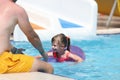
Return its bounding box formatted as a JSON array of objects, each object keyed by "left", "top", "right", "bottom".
[{"left": 12, "top": 0, "right": 17, "bottom": 3}]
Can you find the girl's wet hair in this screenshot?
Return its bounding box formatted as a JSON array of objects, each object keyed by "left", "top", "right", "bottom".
[{"left": 51, "top": 33, "right": 70, "bottom": 51}]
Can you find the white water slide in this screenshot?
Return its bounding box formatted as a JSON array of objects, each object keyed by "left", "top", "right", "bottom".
[{"left": 14, "top": 0, "right": 98, "bottom": 41}]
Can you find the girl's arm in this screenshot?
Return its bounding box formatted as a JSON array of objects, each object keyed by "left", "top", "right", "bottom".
[
  {"left": 68, "top": 52, "right": 83, "bottom": 62},
  {"left": 34, "top": 52, "right": 53, "bottom": 59},
  {"left": 47, "top": 52, "right": 53, "bottom": 56}
]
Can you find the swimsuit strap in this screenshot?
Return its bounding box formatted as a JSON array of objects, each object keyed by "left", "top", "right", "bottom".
[
  {"left": 66, "top": 52, "right": 70, "bottom": 58},
  {"left": 53, "top": 52, "right": 59, "bottom": 58}
]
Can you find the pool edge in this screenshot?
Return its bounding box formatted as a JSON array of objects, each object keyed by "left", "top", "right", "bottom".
[{"left": 0, "top": 72, "right": 74, "bottom": 80}]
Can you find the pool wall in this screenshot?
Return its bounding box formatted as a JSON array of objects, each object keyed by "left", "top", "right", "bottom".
[{"left": 14, "top": 0, "right": 98, "bottom": 41}]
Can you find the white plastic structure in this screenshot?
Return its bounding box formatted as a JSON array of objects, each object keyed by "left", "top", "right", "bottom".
[{"left": 14, "top": 0, "right": 98, "bottom": 41}]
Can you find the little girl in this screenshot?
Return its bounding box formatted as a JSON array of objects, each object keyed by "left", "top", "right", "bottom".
[{"left": 47, "top": 33, "right": 85, "bottom": 62}]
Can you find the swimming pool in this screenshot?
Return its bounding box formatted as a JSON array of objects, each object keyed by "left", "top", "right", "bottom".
[{"left": 11, "top": 34, "right": 120, "bottom": 80}]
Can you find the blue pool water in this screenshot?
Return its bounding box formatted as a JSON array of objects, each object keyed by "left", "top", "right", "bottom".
[{"left": 11, "top": 34, "right": 120, "bottom": 80}]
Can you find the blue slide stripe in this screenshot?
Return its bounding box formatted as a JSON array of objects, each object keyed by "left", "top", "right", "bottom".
[{"left": 59, "top": 19, "right": 83, "bottom": 28}]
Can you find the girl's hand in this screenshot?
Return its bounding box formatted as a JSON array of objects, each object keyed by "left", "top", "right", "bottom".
[{"left": 34, "top": 55, "right": 42, "bottom": 59}]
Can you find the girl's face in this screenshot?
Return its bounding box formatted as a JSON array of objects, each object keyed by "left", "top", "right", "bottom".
[{"left": 52, "top": 41, "right": 65, "bottom": 54}]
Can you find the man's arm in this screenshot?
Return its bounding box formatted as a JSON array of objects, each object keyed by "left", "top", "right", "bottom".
[
  {"left": 26, "top": 31, "right": 48, "bottom": 61},
  {"left": 17, "top": 6, "right": 48, "bottom": 61}
]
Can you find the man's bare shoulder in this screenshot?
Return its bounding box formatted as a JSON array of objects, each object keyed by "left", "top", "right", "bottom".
[
  {"left": 13, "top": 3, "right": 26, "bottom": 15},
  {"left": 2, "top": 1, "right": 26, "bottom": 16}
]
